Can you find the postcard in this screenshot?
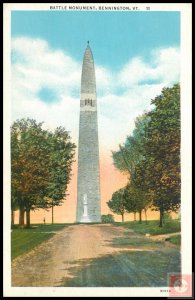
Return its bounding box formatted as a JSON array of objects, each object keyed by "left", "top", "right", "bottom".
[{"left": 3, "top": 3, "right": 192, "bottom": 297}]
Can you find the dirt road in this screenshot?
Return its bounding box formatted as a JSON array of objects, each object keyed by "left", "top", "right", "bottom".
[{"left": 11, "top": 224, "right": 180, "bottom": 287}]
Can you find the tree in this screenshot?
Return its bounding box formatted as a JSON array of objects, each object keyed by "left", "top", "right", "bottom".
[
  {"left": 145, "top": 83, "right": 181, "bottom": 226},
  {"left": 11, "top": 194, "right": 18, "bottom": 226},
  {"left": 107, "top": 189, "right": 126, "bottom": 222},
  {"left": 11, "top": 119, "right": 52, "bottom": 227},
  {"left": 112, "top": 113, "right": 150, "bottom": 178},
  {"left": 112, "top": 113, "right": 151, "bottom": 223},
  {"left": 45, "top": 127, "right": 76, "bottom": 224},
  {"left": 11, "top": 118, "right": 76, "bottom": 227},
  {"left": 123, "top": 182, "right": 150, "bottom": 224},
  {"left": 132, "top": 159, "right": 154, "bottom": 224},
  {"left": 11, "top": 126, "right": 25, "bottom": 225},
  {"left": 111, "top": 84, "right": 180, "bottom": 227},
  {"left": 123, "top": 184, "right": 137, "bottom": 220}
]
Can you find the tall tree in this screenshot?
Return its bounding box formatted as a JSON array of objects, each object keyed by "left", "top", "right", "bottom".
[
  {"left": 112, "top": 113, "right": 150, "bottom": 177},
  {"left": 11, "top": 121, "right": 27, "bottom": 225},
  {"left": 11, "top": 119, "right": 51, "bottom": 227},
  {"left": 111, "top": 84, "right": 180, "bottom": 227},
  {"left": 11, "top": 118, "right": 76, "bottom": 227},
  {"left": 112, "top": 113, "right": 151, "bottom": 223},
  {"left": 145, "top": 83, "right": 181, "bottom": 226},
  {"left": 123, "top": 183, "right": 137, "bottom": 220},
  {"left": 45, "top": 127, "right": 76, "bottom": 224},
  {"left": 11, "top": 128, "right": 20, "bottom": 225}
]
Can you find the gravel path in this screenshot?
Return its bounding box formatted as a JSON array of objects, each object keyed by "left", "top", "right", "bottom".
[{"left": 11, "top": 224, "right": 180, "bottom": 287}]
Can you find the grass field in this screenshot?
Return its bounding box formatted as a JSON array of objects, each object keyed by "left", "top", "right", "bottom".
[
  {"left": 165, "top": 234, "right": 181, "bottom": 246},
  {"left": 115, "top": 219, "right": 181, "bottom": 236},
  {"left": 11, "top": 224, "right": 67, "bottom": 260}
]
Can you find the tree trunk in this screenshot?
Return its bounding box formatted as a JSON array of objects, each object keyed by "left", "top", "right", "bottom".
[
  {"left": 121, "top": 213, "right": 124, "bottom": 222},
  {"left": 159, "top": 208, "right": 164, "bottom": 227},
  {"left": 52, "top": 204, "right": 54, "bottom": 224},
  {"left": 19, "top": 206, "right": 25, "bottom": 226},
  {"left": 144, "top": 208, "right": 148, "bottom": 225},
  {"left": 139, "top": 210, "right": 142, "bottom": 224},
  {"left": 26, "top": 209, "right": 31, "bottom": 228},
  {"left": 11, "top": 210, "right": 15, "bottom": 226},
  {"left": 134, "top": 212, "right": 136, "bottom": 221}
]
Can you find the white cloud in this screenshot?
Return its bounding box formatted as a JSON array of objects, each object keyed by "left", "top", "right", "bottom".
[
  {"left": 11, "top": 37, "right": 81, "bottom": 144},
  {"left": 98, "top": 83, "right": 164, "bottom": 153},
  {"left": 152, "top": 47, "right": 180, "bottom": 85},
  {"left": 119, "top": 47, "right": 180, "bottom": 87},
  {"left": 12, "top": 37, "right": 80, "bottom": 98},
  {"left": 11, "top": 37, "right": 180, "bottom": 152},
  {"left": 96, "top": 66, "right": 113, "bottom": 95}
]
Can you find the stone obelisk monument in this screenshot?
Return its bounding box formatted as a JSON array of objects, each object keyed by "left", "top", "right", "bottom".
[{"left": 76, "top": 42, "right": 101, "bottom": 223}]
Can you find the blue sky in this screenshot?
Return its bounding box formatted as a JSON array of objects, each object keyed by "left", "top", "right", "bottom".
[
  {"left": 11, "top": 10, "right": 180, "bottom": 152},
  {"left": 12, "top": 11, "right": 180, "bottom": 69}
]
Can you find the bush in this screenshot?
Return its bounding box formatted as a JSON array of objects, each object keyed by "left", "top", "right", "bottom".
[{"left": 101, "top": 214, "right": 115, "bottom": 223}]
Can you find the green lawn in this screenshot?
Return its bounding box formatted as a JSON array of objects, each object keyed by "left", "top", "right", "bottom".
[
  {"left": 165, "top": 234, "right": 181, "bottom": 246},
  {"left": 115, "top": 219, "right": 181, "bottom": 236},
  {"left": 11, "top": 224, "right": 67, "bottom": 260}
]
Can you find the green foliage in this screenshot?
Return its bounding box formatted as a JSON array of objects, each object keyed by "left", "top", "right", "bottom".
[
  {"left": 11, "top": 119, "right": 51, "bottom": 214},
  {"left": 111, "top": 114, "right": 152, "bottom": 220},
  {"left": 111, "top": 84, "right": 180, "bottom": 226},
  {"left": 146, "top": 84, "right": 181, "bottom": 215},
  {"left": 123, "top": 182, "right": 150, "bottom": 213},
  {"left": 45, "top": 126, "right": 76, "bottom": 209},
  {"left": 101, "top": 214, "right": 115, "bottom": 223},
  {"left": 112, "top": 113, "right": 150, "bottom": 177},
  {"left": 11, "top": 118, "right": 76, "bottom": 227},
  {"left": 107, "top": 189, "right": 126, "bottom": 221}
]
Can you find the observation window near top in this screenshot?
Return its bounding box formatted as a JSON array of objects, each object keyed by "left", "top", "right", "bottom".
[{"left": 85, "top": 99, "right": 92, "bottom": 106}]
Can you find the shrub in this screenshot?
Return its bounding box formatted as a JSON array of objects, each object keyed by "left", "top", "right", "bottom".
[{"left": 101, "top": 214, "right": 115, "bottom": 223}]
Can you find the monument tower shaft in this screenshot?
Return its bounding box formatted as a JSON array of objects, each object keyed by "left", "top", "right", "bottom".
[{"left": 76, "top": 44, "right": 101, "bottom": 223}]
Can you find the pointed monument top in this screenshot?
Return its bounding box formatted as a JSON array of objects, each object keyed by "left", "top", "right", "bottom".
[
  {"left": 86, "top": 41, "right": 91, "bottom": 50},
  {"left": 81, "top": 43, "right": 96, "bottom": 94}
]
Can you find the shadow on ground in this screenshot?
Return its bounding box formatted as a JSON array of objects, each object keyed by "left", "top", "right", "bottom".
[{"left": 58, "top": 233, "right": 181, "bottom": 287}]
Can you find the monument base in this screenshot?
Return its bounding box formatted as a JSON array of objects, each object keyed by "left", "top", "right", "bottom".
[{"left": 79, "top": 216, "right": 91, "bottom": 223}]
